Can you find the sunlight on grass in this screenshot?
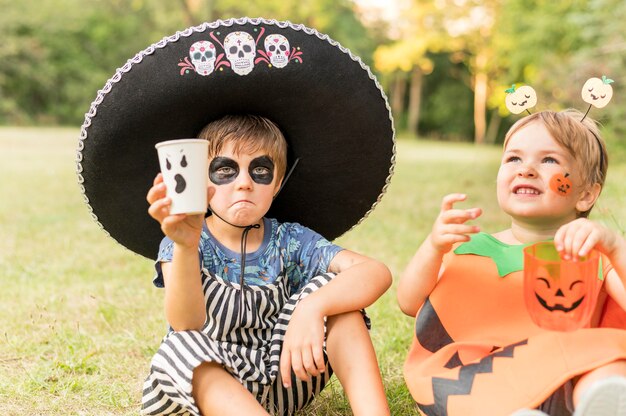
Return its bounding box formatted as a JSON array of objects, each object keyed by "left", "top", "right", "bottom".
[{"left": 1, "top": 128, "right": 623, "bottom": 415}]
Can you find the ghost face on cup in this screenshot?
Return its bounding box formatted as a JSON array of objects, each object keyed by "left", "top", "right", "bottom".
[
  {"left": 162, "top": 149, "right": 191, "bottom": 195},
  {"left": 208, "top": 142, "right": 282, "bottom": 226},
  {"left": 496, "top": 121, "right": 588, "bottom": 225}
]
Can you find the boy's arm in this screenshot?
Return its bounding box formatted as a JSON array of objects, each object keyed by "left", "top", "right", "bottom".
[
  {"left": 148, "top": 173, "right": 209, "bottom": 331},
  {"left": 298, "top": 249, "right": 392, "bottom": 316},
  {"left": 162, "top": 244, "right": 207, "bottom": 331},
  {"left": 279, "top": 249, "right": 391, "bottom": 387}
]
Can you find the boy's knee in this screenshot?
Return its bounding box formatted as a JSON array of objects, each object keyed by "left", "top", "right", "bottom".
[
  {"left": 192, "top": 362, "right": 231, "bottom": 399},
  {"left": 326, "top": 310, "right": 367, "bottom": 333}
]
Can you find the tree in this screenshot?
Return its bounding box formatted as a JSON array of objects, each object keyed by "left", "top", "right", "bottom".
[
  {"left": 491, "top": 0, "right": 626, "bottom": 146},
  {"left": 366, "top": 0, "right": 502, "bottom": 142},
  {"left": 367, "top": 0, "right": 450, "bottom": 135},
  {"left": 0, "top": 0, "right": 189, "bottom": 124},
  {"left": 429, "top": 0, "right": 502, "bottom": 144},
  {"left": 0, "top": 0, "right": 373, "bottom": 126}
]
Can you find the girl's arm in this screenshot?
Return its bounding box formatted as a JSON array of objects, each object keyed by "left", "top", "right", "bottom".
[
  {"left": 604, "top": 270, "right": 626, "bottom": 311},
  {"left": 397, "top": 193, "right": 482, "bottom": 317},
  {"left": 397, "top": 235, "right": 446, "bottom": 317},
  {"left": 604, "top": 238, "right": 626, "bottom": 306},
  {"left": 555, "top": 218, "right": 626, "bottom": 306}
]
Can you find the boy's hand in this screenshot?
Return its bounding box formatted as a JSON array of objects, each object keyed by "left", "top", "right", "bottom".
[
  {"left": 555, "top": 218, "right": 621, "bottom": 260},
  {"left": 279, "top": 299, "right": 326, "bottom": 387},
  {"left": 429, "top": 193, "right": 482, "bottom": 254},
  {"left": 147, "top": 173, "right": 213, "bottom": 248}
]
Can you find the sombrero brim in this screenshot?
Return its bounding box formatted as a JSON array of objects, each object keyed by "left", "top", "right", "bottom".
[{"left": 77, "top": 17, "right": 395, "bottom": 260}]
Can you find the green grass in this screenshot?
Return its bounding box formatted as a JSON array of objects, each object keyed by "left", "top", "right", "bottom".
[{"left": 1, "top": 128, "right": 624, "bottom": 415}]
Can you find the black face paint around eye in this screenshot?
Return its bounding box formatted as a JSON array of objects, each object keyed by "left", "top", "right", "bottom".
[
  {"left": 249, "top": 156, "right": 274, "bottom": 185},
  {"left": 209, "top": 155, "right": 275, "bottom": 186},
  {"left": 209, "top": 157, "right": 239, "bottom": 185}
]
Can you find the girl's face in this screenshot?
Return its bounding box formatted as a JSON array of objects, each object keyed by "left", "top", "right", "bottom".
[
  {"left": 497, "top": 121, "right": 586, "bottom": 226},
  {"left": 208, "top": 142, "right": 282, "bottom": 226}
]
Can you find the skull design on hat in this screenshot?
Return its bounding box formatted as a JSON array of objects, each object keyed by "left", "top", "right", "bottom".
[
  {"left": 189, "top": 41, "right": 216, "bottom": 76},
  {"left": 224, "top": 31, "right": 256, "bottom": 75},
  {"left": 178, "top": 26, "right": 304, "bottom": 76},
  {"left": 264, "top": 34, "right": 290, "bottom": 68}
]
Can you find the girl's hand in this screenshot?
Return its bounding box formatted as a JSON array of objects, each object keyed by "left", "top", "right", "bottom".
[
  {"left": 429, "top": 193, "right": 482, "bottom": 254},
  {"left": 279, "top": 299, "right": 326, "bottom": 388},
  {"left": 555, "top": 218, "right": 621, "bottom": 260},
  {"left": 146, "top": 173, "right": 212, "bottom": 248}
]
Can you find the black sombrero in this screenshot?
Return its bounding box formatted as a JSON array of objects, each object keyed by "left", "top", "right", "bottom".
[{"left": 77, "top": 17, "right": 395, "bottom": 260}]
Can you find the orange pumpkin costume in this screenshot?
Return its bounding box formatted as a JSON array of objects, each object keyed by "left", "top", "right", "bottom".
[{"left": 404, "top": 233, "right": 626, "bottom": 416}]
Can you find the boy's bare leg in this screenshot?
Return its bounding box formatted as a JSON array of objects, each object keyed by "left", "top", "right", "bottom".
[
  {"left": 573, "top": 359, "right": 626, "bottom": 406},
  {"left": 192, "top": 362, "right": 269, "bottom": 416},
  {"left": 326, "top": 311, "right": 391, "bottom": 416}
]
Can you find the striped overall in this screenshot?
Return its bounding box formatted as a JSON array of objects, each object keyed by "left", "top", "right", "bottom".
[{"left": 141, "top": 264, "right": 337, "bottom": 416}]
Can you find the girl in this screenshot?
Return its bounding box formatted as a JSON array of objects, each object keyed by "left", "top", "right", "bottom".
[{"left": 399, "top": 109, "right": 626, "bottom": 416}]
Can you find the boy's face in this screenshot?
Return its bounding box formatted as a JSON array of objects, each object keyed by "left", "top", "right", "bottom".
[
  {"left": 208, "top": 142, "right": 282, "bottom": 226},
  {"left": 497, "top": 121, "right": 585, "bottom": 226}
]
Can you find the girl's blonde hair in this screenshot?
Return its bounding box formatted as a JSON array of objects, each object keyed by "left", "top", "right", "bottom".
[
  {"left": 198, "top": 115, "right": 288, "bottom": 181},
  {"left": 503, "top": 109, "right": 608, "bottom": 217}
]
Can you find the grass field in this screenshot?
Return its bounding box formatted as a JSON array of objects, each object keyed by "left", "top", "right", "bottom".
[{"left": 1, "top": 127, "right": 624, "bottom": 415}]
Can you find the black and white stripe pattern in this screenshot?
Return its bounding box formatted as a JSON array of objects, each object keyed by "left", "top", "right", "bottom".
[{"left": 142, "top": 271, "right": 337, "bottom": 415}]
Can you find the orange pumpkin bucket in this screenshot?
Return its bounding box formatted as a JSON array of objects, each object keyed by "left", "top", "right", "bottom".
[{"left": 523, "top": 242, "right": 600, "bottom": 331}]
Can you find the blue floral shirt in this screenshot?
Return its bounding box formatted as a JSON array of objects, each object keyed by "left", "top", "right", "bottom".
[{"left": 154, "top": 217, "right": 343, "bottom": 296}]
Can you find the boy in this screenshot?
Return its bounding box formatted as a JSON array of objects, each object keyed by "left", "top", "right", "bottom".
[
  {"left": 143, "top": 115, "right": 392, "bottom": 416},
  {"left": 77, "top": 18, "right": 396, "bottom": 415}
]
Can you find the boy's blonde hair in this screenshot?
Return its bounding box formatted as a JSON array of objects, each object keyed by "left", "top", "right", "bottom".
[
  {"left": 198, "top": 115, "right": 288, "bottom": 182},
  {"left": 503, "top": 109, "right": 608, "bottom": 217}
]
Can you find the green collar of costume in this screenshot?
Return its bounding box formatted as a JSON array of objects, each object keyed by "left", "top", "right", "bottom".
[{"left": 454, "top": 232, "right": 529, "bottom": 277}]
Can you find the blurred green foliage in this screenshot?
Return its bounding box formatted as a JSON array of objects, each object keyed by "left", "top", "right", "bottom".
[
  {"left": 0, "top": 0, "right": 624, "bottom": 150},
  {"left": 0, "top": 0, "right": 372, "bottom": 125},
  {"left": 417, "top": 54, "right": 474, "bottom": 141}
]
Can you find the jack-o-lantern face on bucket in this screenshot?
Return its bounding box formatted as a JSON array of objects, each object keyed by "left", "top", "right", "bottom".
[
  {"left": 533, "top": 265, "right": 585, "bottom": 313},
  {"left": 523, "top": 242, "right": 600, "bottom": 331},
  {"left": 549, "top": 173, "right": 572, "bottom": 196}
]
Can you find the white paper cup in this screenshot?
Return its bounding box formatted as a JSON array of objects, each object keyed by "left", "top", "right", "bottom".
[{"left": 155, "top": 139, "right": 208, "bottom": 215}]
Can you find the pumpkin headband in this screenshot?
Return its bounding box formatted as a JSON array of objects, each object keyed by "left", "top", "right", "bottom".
[
  {"left": 504, "top": 75, "right": 615, "bottom": 117},
  {"left": 505, "top": 76, "right": 614, "bottom": 172}
]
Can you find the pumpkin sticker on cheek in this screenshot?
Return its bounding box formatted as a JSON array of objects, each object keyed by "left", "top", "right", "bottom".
[{"left": 549, "top": 173, "right": 572, "bottom": 196}]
